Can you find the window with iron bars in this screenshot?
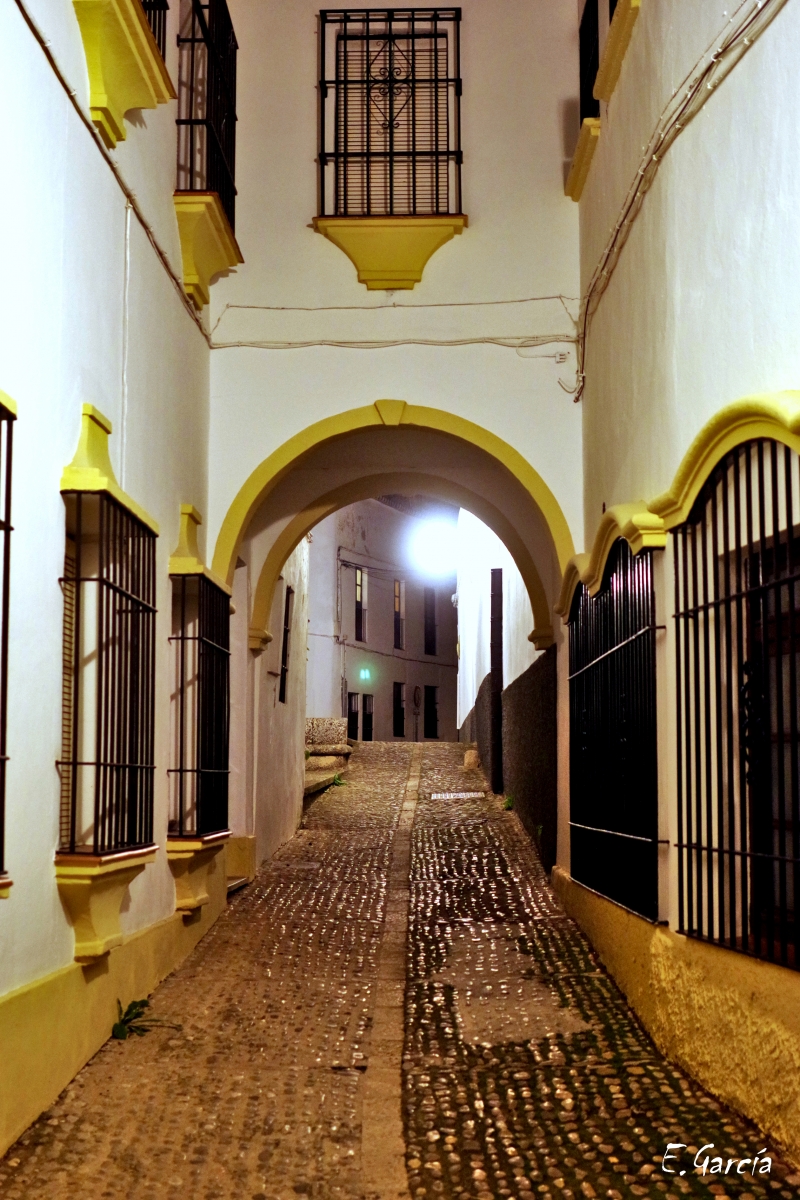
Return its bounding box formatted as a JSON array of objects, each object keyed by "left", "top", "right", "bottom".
[
  {"left": 0, "top": 405, "right": 14, "bottom": 886},
  {"left": 168, "top": 575, "right": 230, "bottom": 838},
  {"left": 59, "top": 494, "right": 157, "bottom": 856},
  {"left": 568, "top": 539, "right": 659, "bottom": 920},
  {"left": 142, "top": 0, "right": 169, "bottom": 60},
  {"left": 674, "top": 438, "right": 800, "bottom": 970},
  {"left": 177, "top": 0, "right": 238, "bottom": 231},
  {"left": 318, "top": 8, "right": 462, "bottom": 217}
]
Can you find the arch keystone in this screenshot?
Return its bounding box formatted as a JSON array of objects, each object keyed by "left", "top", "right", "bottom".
[{"left": 374, "top": 399, "right": 407, "bottom": 426}]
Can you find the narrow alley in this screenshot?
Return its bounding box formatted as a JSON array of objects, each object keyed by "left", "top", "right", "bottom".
[{"left": 1, "top": 744, "right": 796, "bottom": 1200}]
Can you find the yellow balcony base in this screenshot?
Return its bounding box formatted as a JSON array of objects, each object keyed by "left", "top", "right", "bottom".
[
  {"left": 594, "top": 0, "right": 641, "bottom": 103},
  {"left": 73, "top": 0, "right": 175, "bottom": 149},
  {"left": 565, "top": 118, "right": 601, "bottom": 202},
  {"left": 174, "top": 193, "right": 244, "bottom": 310},
  {"left": 313, "top": 215, "right": 467, "bottom": 289},
  {"left": 55, "top": 846, "right": 156, "bottom": 962},
  {"left": 0, "top": 875, "right": 12, "bottom": 899},
  {"left": 167, "top": 832, "right": 229, "bottom": 912}
]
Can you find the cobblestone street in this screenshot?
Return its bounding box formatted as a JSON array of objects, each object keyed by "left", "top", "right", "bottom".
[{"left": 0, "top": 743, "right": 797, "bottom": 1200}]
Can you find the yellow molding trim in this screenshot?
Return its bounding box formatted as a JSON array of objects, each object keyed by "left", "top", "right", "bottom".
[
  {"left": 173, "top": 193, "right": 244, "bottom": 309},
  {"left": 650, "top": 391, "right": 800, "bottom": 526},
  {"left": 313, "top": 215, "right": 467, "bottom": 289},
  {"left": 593, "top": 0, "right": 641, "bottom": 103},
  {"left": 212, "top": 401, "right": 575, "bottom": 596},
  {"left": 565, "top": 118, "right": 601, "bottom": 202},
  {"left": 0, "top": 391, "right": 18, "bottom": 419},
  {"left": 55, "top": 846, "right": 157, "bottom": 961},
  {"left": 72, "top": 0, "right": 175, "bottom": 149},
  {"left": 167, "top": 835, "right": 228, "bottom": 912},
  {"left": 248, "top": 470, "right": 556, "bottom": 654},
  {"left": 61, "top": 404, "right": 160, "bottom": 533},
  {"left": 556, "top": 503, "right": 666, "bottom": 617},
  {"left": 169, "top": 503, "right": 232, "bottom": 594}
]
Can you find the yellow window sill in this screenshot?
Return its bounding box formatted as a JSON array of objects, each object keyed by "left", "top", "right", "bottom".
[
  {"left": 167, "top": 833, "right": 230, "bottom": 912},
  {"left": 72, "top": 0, "right": 176, "bottom": 149},
  {"left": 174, "top": 193, "right": 244, "bottom": 310},
  {"left": 594, "top": 0, "right": 641, "bottom": 103},
  {"left": 55, "top": 845, "right": 157, "bottom": 961},
  {"left": 313, "top": 215, "right": 468, "bottom": 290},
  {"left": 565, "top": 118, "right": 601, "bottom": 202}
]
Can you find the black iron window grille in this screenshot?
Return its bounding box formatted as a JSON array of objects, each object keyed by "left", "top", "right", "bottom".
[
  {"left": 393, "top": 681, "right": 405, "bottom": 736},
  {"left": 59, "top": 494, "right": 156, "bottom": 856},
  {"left": 355, "top": 567, "right": 367, "bottom": 641},
  {"left": 424, "top": 586, "right": 436, "bottom": 655},
  {"left": 674, "top": 438, "right": 800, "bottom": 970},
  {"left": 423, "top": 684, "right": 438, "bottom": 738},
  {"left": 168, "top": 575, "right": 230, "bottom": 838},
  {"left": 362, "top": 693, "right": 374, "bottom": 741},
  {"left": 394, "top": 578, "right": 405, "bottom": 649},
  {"left": 142, "top": 0, "right": 169, "bottom": 60},
  {"left": 569, "top": 538, "right": 659, "bottom": 919},
  {"left": 0, "top": 405, "right": 13, "bottom": 884},
  {"left": 177, "top": 0, "right": 238, "bottom": 230},
  {"left": 579, "top": 0, "right": 600, "bottom": 122},
  {"left": 318, "top": 8, "right": 462, "bottom": 217},
  {"left": 278, "top": 586, "right": 294, "bottom": 704},
  {"left": 347, "top": 690, "right": 359, "bottom": 739}
]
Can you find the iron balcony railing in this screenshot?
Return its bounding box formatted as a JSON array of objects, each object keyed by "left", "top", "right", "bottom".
[
  {"left": 568, "top": 539, "right": 659, "bottom": 920},
  {"left": 674, "top": 438, "right": 800, "bottom": 970},
  {"left": 141, "top": 0, "right": 169, "bottom": 60},
  {"left": 59, "top": 493, "right": 157, "bottom": 856},
  {"left": 0, "top": 404, "right": 14, "bottom": 884},
  {"left": 168, "top": 574, "right": 230, "bottom": 838},
  {"left": 177, "top": 0, "right": 238, "bottom": 230},
  {"left": 319, "top": 8, "right": 462, "bottom": 217}
]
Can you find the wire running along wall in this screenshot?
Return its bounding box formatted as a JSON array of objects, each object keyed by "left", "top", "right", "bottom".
[
  {"left": 674, "top": 438, "right": 800, "bottom": 969},
  {"left": 319, "top": 8, "right": 462, "bottom": 217},
  {"left": 169, "top": 574, "right": 230, "bottom": 838},
  {"left": 0, "top": 406, "right": 13, "bottom": 881},
  {"left": 177, "top": 0, "right": 238, "bottom": 230},
  {"left": 59, "top": 493, "right": 156, "bottom": 856},
  {"left": 569, "top": 539, "right": 659, "bottom": 920}
]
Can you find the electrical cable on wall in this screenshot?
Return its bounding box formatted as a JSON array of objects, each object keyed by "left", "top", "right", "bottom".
[{"left": 573, "top": 0, "right": 791, "bottom": 402}]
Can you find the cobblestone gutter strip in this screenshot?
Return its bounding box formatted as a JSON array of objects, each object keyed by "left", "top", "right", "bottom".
[
  {"left": 362, "top": 741, "right": 422, "bottom": 1200},
  {"left": 403, "top": 744, "right": 798, "bottom": 1200}
]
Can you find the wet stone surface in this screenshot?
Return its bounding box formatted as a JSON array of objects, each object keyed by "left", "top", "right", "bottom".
[
  {"left": 0, "top": 742, "right": 797, "bottom": 1200},
  {"left": 404, "top": 746, "right": 798, "bottom": 1200}
]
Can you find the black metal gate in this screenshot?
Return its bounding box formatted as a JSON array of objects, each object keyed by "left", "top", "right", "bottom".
[
  {"left": 569, "top": 538, "right": 659, "bottom": 919},
  {"left": 674, "top": 438, "right": 800, "bottom": 969}
]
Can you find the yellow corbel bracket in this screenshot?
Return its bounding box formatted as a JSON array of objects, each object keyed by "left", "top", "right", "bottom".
[
  {"left": 72, "top": 0, "right": 175, "bottom": 149},
  {"left": 594, "top": 0, "right": 641, "bottom": 103},
  {"left": 173, "top": 193, "right": 244, "bottom": 310},
  {"left": 55, "top": 847, "right": 156, "bottom": 961},
  {"left": 248, "top": 627, "right": 273, "bottom": 652},
  {"left": 169, "top": 504, "right": 231, "bottom": 593},
  {"left": 313, "top": 215, "right": 467, "bottom": 290},
  {"left": 61, "top": 404, "right": 159, "bottom": 533},
  {"left": 167, "top": 832, "right": 229, "bottom": 913},
  {"left": 0, "top": 876, "right": 12, "bottom": 899}
]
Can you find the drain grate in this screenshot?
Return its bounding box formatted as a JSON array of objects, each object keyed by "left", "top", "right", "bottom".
[{"left": 429, "top": 792, "right": 486, "bottom": 800}]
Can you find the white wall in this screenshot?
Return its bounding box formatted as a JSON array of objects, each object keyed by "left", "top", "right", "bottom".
[
  {"left": 0, "top": 0, "right": 209, "bottom": 994},
  {"left": 455, "top": 509, "right": 539, "bottom": 728},
  {"left": 307, "top": 501, "right": 458, "bottom": 741}
]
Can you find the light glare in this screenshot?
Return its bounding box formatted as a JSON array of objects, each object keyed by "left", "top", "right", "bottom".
[{"left": 408, "top": 518, "right": 457, "bottom": 578}]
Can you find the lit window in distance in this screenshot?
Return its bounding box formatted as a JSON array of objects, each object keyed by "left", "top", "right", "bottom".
[{"left": 408, "top": 519, "right": 457, "bottom": 578}]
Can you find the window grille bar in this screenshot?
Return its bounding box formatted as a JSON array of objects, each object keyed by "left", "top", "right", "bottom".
[
  {"left": 60, "top": 493, "right": 156, "bottom": 856},
  {"left": 177, "top": 0, "right": 238, "bottom": 231},
  {"left": 169, "top": 574, "right": 230, "bottom": 838},
  {"left": 319, "top": 8, "right": 462, "bottom": 217},
  {"left": 568, "top": 539, "right": 658, "bottom": 920},
  {"left": 141, "top": 0, "right": 169, "bottom": 59},
  {"left": 0, "top": 407, "right": 14, "bottom": 881},
  {"left": 673, "top": 438, "right": 800, "bottom": 969}
]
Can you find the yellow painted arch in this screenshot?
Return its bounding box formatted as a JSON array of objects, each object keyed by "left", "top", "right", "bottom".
[
  {"left": 211, "top": 400, "right": 575, "bottom": 590},
  {"left": 556, "top": 391, "right": 800, "bottom": 621},
  {"left": 248, "top": 472, "right": 555, "bottom": 651}
]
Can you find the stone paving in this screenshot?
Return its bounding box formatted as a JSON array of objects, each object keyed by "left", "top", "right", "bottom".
[{"left": 0, "top": 742, "right": 797, "bottom": 1200}]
